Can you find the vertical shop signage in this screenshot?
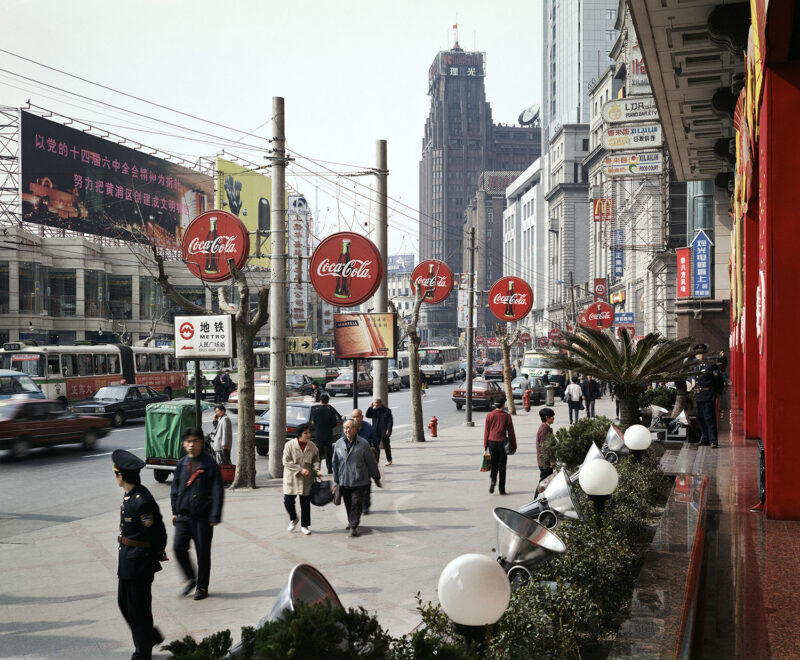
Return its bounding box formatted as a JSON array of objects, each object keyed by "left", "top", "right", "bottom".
[
  {"left": 691, "top": 230, "right": 713, "bottom": 298},
  {"left": 287, "top": 195, "right": 310, "bottom": 329},
  {"left": 593, "top": 278, "right": 608, "bottom": 301},
  {"left": 677, "top": 247, "right": 692, "bottom": 298},
  {"left": 613, "top": 230, "right": 625, "bottom": 277}
]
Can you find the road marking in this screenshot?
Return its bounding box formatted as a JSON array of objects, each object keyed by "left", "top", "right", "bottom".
[
  {"left": 394, "top": 424, "right": 411, "bottom": 429},
  {"left": 83, "top": 447, "right": 143, "bottom": 458}
]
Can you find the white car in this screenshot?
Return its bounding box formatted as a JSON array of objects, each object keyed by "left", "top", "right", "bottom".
[{"left": 370, "top": 369, "right": 402, "bottom": 392}]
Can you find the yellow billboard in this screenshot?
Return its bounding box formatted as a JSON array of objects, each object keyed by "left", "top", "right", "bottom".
[{"left": 216, "top": 157, "right": 273, "bottom": 268}]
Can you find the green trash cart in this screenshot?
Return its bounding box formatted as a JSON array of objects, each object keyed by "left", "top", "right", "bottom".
[{"left": 145, "top": 399, "right": 209, "bottom": 483}]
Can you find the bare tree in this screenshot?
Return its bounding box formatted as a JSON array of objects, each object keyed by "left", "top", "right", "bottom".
[
  {"left": 494, "top": 324, "right": 521, "bottom": 415},
  {"left": 141, "top": 309, "right": 168, "bottom": 347},
  {"left": 389, "top": 288, "right": 426, "bottom": 442}
]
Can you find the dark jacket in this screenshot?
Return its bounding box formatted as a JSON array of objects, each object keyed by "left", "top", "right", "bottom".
[
  {"left": 170, "top": 452, "right": 224, "bottom": 523},
  {"left": 311, "top": 404, "right": 342, "bottom": 446},
  {"left": 366, "top": 405, "right": 393, "bottom": 439},
  {"left": 580, "top": 379, "right": 599, "bottom": 402},
  {"left": 694, "top": 361, "right": 724, "bottom": 403},
  {"left": 118, "top": 483, "right": 167, "bottom": 580},
  {"left": 332, "top": 435, "right": 381, "bottom": 488}
]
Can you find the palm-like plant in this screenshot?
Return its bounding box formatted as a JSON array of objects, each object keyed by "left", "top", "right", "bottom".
[{"left": 546, "top": 327, "right": 697, "bottom": 431}]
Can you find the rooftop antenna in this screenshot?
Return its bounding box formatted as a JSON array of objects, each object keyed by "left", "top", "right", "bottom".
[{"left": 453, "top": 17, "right": 459, "bottom": 47}]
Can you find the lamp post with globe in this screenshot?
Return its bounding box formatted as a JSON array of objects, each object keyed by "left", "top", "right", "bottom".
[
  {"left": 578, "top": 458, "right": 619, "bottom": 514},
  {"left": 623, "top": 424, "right": 653, "bottom": 462}
]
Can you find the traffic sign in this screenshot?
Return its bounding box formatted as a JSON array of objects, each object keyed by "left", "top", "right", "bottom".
[
  {"left": 174, "top": 315, "right": 234, "bottom": 359},
  {"left": 287, "top": 336, "right": 313, "bottom": 353}
]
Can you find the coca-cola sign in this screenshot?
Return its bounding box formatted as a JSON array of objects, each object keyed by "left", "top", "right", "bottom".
[
  {"left": 410, "top": 259, "right": 454, "bottom": 304},
  {"left": 585, "top": 301, "right": 615, "bottom": 330},
  {"left": 488, "top": 276, "right": 533, "bottom": 322},
  {"left": 181, "top": 210, "right": 250, "bottom": 283},
  {"left": 538, "top": 336, "right": 549, "bottom": 347},
  {"left": 309, "top": 232, "right": 383, "bottom": 307},
  {"left": 548, "top": 328, "right": 561, "bottom": 340}
]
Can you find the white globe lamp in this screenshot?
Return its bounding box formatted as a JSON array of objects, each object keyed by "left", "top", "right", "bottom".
[
  {"left": 624, "top": 424, "right": 653, "bottom": 461},
  {"left": 578, "top": 458, "right": 619, "bottom": 513}
]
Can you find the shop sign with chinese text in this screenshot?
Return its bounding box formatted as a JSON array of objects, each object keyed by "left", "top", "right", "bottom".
[
  {"left": 181, "top": 210, "right": 250, "bottom": 283},
  {"left": 603, "top": 152, "right": 663, "bottom": 177},
  {"left": 677, "top": 247, "right": 692, "bottom": 298},
  {"left": 691, "top": 230, "right": 713, "bottom": 298},
  {"left": 602, "top": 124, "right": 662, "bottom": 151},
  {"left": 309, "top": 232, "right": 383, "bottom": 307},
  {"left": 602, "top": 97, "right": 659, "bottom": 123},
  {"left": 175, "top": 315, "right": 234, "bottom": 359},
  {"left": 488, "top": 276, "right": 533, "bottom": 322}
]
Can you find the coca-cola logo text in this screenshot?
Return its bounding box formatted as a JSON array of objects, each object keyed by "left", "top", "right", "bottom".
[
  {"left": 410, "top": 260, "right": 454, "bottom": 304},
  {"left": 414, "top": 275, "right": 449, "bottom": 287},
  {"left": 488, "top": 276, "right": 533, "bottom": 322},
  {"left": 492, "top": 293, "right": 529, "bottom": 305},
  {"left": 588, "top": 309, "right": 612, "bottom": 321},
  {"left": 181, "top": 210, "right": 250, "bottom": 283},
  {"left": 315, "top": 258, "right": 374, "bottom": 279},
  {"left": 187, "top": 236, "right": 239, "bottom": 255}
]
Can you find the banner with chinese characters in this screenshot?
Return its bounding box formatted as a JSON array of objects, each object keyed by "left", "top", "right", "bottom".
[
  {"left": 691, "top": 230, "right": 713, "bottom": 298},
  {"left": 21, "top": 112, "right": 214, "bottom": 249},
  {"left": 613, "top": 230, "right": 625, "bottom": 277},
  {"left": 677, "top": 247, "right": 692, "bottom": 298},
  {"left": 174, "top": 315, "right": 235, "bottom": 359},
  {"left": 287, "top": 195, "right": 310, "bottom": 329}
]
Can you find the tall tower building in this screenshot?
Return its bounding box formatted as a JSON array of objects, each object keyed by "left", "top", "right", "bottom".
[
  {"left": 420, "top": 42, "right": 540, "bottom": 341},
  {"left": 542, "top": 0, "right": 620, "bottom": 146}
]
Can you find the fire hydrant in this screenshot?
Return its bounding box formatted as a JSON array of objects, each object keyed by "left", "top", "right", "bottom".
[
  {"left": 522, "top": 388, "right": 531, "bottom": 412},
  {"left": 428, "top": 416, "right": 438, "bottom": 438}
]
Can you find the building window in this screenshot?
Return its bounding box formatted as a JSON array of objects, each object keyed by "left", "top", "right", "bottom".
[
  {"left": 606, "top": 8, "right": 616, "bottom": 20},
  {"left": 108, "top": 275, "right": 132, "bottom": 321},
  {"left": 0, "top": 262, "right": 8, "bottom": 314},
  {"left": 20, "top": 263, "right": 44, "bottom": 316},
  {"left": 582, "top": 139, "right": 589, "bottom": 151},
  {"left": 606, "top": 30, "right": 616, "bottom": 41},
  {"left": 49, "top": 268, "right": 76, "bottom": 317},
  {"left": 84, "top": 270, "right": 105, "bottom": 318}
]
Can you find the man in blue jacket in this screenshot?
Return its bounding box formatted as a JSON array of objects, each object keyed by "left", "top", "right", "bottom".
[
  {"left": 348, "top": 409, "right": 378, "bottom": 514},
  {"left": 170, "top": 427, "right": 224, "bottom": 601},
  {"left": 333, "top": 420, "right": 381, "bottom": 537}
]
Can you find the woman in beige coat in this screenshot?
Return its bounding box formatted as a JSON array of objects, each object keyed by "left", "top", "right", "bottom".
[{"left": 283, "top": 422, "right": 320, "bottom": 535}]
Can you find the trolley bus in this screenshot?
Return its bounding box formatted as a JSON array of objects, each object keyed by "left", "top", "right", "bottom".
[
  {"left": 388, "top": 350, "right": 410, "bottom": 387},
  {"left": 418, "top": 345, "right": 461, "bottom": 383},
  {"left": 0, "top": 342, "right": 188, "bottom": 403},
  {"left": 520, "top": 349, "right": 556, "bottom": 378}
]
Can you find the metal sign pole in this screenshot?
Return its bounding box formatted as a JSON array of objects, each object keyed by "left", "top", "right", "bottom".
[
  {"left": 352, "top": 358, "right": 359, "bottom": 410},
  {"left": 194, "top": 361, "right": 202, "bottom": 429}
]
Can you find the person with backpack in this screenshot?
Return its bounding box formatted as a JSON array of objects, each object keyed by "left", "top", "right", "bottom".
[{"left": 483, "top": 400, "right": 517, "bottom": 495}]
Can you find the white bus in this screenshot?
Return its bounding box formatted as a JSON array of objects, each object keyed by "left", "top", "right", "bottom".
[
  {"left": 520, "top": 350, "right": 556, "bottom": 378},
  {"left": 0, "top": 342, "right": 188, "bottom": 403},
  {"left": 388, "top": 350, "right": 410, "bottom": 387},
  {"left": 418, "top": 346, "right": 460, "bottom": 384}
]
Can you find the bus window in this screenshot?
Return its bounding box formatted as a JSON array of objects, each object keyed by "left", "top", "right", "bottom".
[
  {"left": 148, "top": 354, "right": 162, "bottom": 372},
  {"left": 62, "top": 355, "right": 77, "bottom": 377},
  {"left": 78, "top": 354, "right": 93, "bottom": 376},
  {"left": 47, "top": 356, "right": 60, "bottom": 376},
  {"left": 163, "top": 355, "right": 172, "bottom": 371},
  {"left": 95, "top": 354, "right": 108, "bottom": 374},
  {"left": 108, "top": 354, "right": 121, "bottom": 374},
  {"left": 136, "top": 353, "right": 148, "bottom": 372}
]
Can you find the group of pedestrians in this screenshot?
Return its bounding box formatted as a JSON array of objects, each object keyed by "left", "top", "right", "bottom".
[
  {"left": 211, "top": 369, "right": 236, "bottom": 404},
  {"left": 562, "top": 374, "right": 601, "bottom": 424}
]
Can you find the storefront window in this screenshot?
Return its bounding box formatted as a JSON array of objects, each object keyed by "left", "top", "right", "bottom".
[
  {"left": 49, "top": 268, "right": 77, "bottom": 317},
  {"left": 139, "top": 276, "right": 167, "bottom": 321},
  {"left": 19, "top": 262, "right": 44, "bottom": 315},
  {"left": 166, "top": 287, "right": 205, "bottom": 323},
  {"left": 108, "top": 275, "right": 133, "bottom": 321},
  {"left": 687, "top": 180, "right": 714, "bottom": 242},
  {"left": 0, "top": 263, "right": 8, "bottom": 314},
  {"left": 85, "top": 270, "right": 105, "bottom": 318}
]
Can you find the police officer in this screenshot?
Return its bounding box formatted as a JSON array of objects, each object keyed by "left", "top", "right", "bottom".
[
  {"left": 112, "top": 449, "right": 167, "bottom": 660},
  {"left": 692, "top": 343, "right": 724, "bottom": 448}
]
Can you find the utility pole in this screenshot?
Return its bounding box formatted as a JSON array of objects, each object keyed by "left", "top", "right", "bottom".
[
  {"left": 373, "top": 140, "right": 388, "bottom": 404},
  {"left": 465, "top": 226, "right": 476, "bottom": 427},
  {"left": 268, "top": 97, "right": 286, "bottom": 480},
  {"left": 568, "top": 270, "right": 578, "bottom": 330}
]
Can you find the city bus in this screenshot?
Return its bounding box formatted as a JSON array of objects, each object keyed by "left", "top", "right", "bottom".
[
  {"left": 418, "top": 345, "right": 461, "bottom": 384},
  {"left": 520, "top": 349, "right": 556, "bottom": 378},
  {"left": 388, "top": 350, "right": 410, "bottom": 387},
  {"left": 0, "top": 342, "right": 187, "bottom": 403}
]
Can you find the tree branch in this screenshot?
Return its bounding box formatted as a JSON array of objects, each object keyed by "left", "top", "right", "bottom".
[{"left": 149, "top": 241, "right": 210, "bottom": 316}]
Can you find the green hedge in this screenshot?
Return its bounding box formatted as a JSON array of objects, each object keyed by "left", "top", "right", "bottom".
[{"left": 638, "top": 385, "right": 677, "bottom": 411}]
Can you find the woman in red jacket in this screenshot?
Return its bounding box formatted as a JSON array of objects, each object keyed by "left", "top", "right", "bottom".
[{"left": 483, "top": 400, "right": 516, "bottom": 494}]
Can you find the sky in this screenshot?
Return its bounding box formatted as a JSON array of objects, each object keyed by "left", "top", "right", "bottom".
[{"left": 0, "top": 0, "right": 543, "bottom": 256}]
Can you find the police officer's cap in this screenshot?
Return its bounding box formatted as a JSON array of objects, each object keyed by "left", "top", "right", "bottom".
[
  {"left": 112, "top": 449, "right": 145, "bottom": 471},
  {"left": 693, "top": 343, "right": 708, "bottom": 353}
]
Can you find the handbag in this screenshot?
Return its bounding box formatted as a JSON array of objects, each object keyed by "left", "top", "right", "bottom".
[
  {"left": 331, "top": 482, "right": 342, "bottom": 506},
  {"left": 504, "top": 438, "right": 516, "bottom": 455},
  {"left": 480, "top": 452, "right": 491, "bottom": 472},
  {"left": 310, "top": 477, "right": 334, "bottom": 507},
  {"left": 579, "top": 400, "right": 585, "bottom": 411}
]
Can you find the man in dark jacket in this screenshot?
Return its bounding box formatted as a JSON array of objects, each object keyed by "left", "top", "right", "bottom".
[
  {"left": 170, "top": 427, "right": 224, "bottom": 601},
  {"left": 366, "top": 397, "right": 394, "bottom": 466},
  {"left": 581, "top": 375, "right": 599, "bottom": 418},
  {"left": 333, "top": 420, "right": 381, "bottom": 537},
  {"left": 311, "top": 393, "right": 341, "bottom": 474},
  {"left": 113, "top": 449, "right": 167, "bottom": 660}
]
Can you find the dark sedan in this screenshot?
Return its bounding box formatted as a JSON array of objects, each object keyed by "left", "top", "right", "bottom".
[
  {"left": 452, "top": 379, "right": 506, "bottom": 411},
  {"left": 511, "top": 376, "right": 547, "bottom": 404},
  {"left": 286, "top": 373, "right": 317, "bottom": 396},
  {"left": 254, "top": 402, "right": 343, "bottom": 456},
  {"left": 483, "top": 364, "right": 505, "bottom": 380},
  {"left": 0, "top": 399, "right": 111, "bottom": 459},
  {"left": 327, "top": 372, "right": 372, "bottom": 397},
  {"left": 69, "top": 384, "right": 168, "bottom": 427}
]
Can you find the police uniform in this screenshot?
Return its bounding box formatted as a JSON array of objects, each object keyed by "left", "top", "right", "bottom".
[
  {"left": 113, "top": 450, "right": 167, "bottom": 660},
  {"left": 693, "top": 345, "right": 724, "bottom": 447}
]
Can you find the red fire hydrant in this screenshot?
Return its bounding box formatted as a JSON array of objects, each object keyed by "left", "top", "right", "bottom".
[
  {"left": 523, "top": 388, "right": 531, "bottom": 412},
  {"left": 428, "top": 416, "right": 438, "bottom": 438}
]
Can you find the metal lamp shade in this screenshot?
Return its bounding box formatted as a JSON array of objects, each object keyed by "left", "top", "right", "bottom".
[
  {"left": 570, "top": 442, "right": 606, "bottom": 484},
  {"left": 604, "top": 424, "right": 626, "bottom": 452},
  {"left": 266, "top": 564, "right": 343, "bottom": 623},
  {"left": 493, "top": 507, "right": 566, "bottom": 568}
]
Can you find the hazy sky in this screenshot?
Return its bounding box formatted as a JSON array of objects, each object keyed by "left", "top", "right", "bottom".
[{"left": 1, "top": 0, "right": 543, "bottom": 255}]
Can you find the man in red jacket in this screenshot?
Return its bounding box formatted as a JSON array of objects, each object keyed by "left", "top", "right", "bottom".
[{"left": 483, "top": 400, "right": 516, "bottom": 495}]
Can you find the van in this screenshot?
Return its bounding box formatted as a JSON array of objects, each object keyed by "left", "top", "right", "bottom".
[{"left": 0, "top": 370, "right": 46, "bottom": 400}]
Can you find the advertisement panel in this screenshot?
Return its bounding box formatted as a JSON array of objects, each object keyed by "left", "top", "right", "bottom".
[
  {"left": 456, "top": 275, "right": 477, "bottom": 328},
  {"left": 603, "top": 151, "right": 663, "bottom": 177},
  {"left": 287, "top": 195, "right": 310, "bottom": 329},
  {"left": 388, "top": 254, "right": 414, "bottom": 274},
  {"left": 691, "top": 230, "right": 713, "bottom": 298},
  {"left": 174, "top": 315, "right": 235, "bottom": 359},
  {"left": 592, "top": 198, "right": 614, "bottom": 222},
  {"left": 20, "top": 112, "right": 214, "bottom": 249},
  {"left": 215, "top": 157, "right": 272, "bottom": 268},
  {"left": 602, "top": 97, "right": 659, "bottom": 123},
  {"left": 602, "top": 125, "right": 662, "bottom": 151},
  {"left": 333, "top": 313, "right": 396, "bottom": 359},
  {"left": 181, "top": 210, "right": 250, "bottom": 282},
  {"left": 626, "top": 36, "right": 650, "bottom": 95},
  {"left": 677, "top": 247, "right": 692, "bottom": 298},
  {"left": 613, "top": 312, "right": 635, "bottom": 326},
  {"left": 410, "top": 259, "right": 454, "bottom": 304},
  {"left": 613, "top": 230, "right": 625, "bottom": 277},
  {"left": 585, "top": 302, "right": 615, "bottom": 330},
  {"left": 309, "top": 232, "right": 383, "bottom": 307},
  {"left": 488, "top": 276, "right": 534, "bottom": 322}
]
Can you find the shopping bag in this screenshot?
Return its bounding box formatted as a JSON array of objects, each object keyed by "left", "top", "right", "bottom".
[
  {"left": 480, "top": 452, "right": 491, "bottom": 472},
  {"left": 310, "top": 477, "right": 334, "bottom": 507}
]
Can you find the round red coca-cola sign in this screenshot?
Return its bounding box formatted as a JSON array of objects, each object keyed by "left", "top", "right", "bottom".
[
  {"left": 538, "top": 336, "right": 549, "bottom": 347},
  {"left": 585, "top": 301, "right": 615, "bottom": 330},
  {"left": 410, "top": 260, "right": 454, "bottom": 304},
  {"left": 309, "top": 232, "right": 383, "bottom": 307},
  {"left": 578, "top": 311, "right": 589, "bottom": 327},
  {"left": 520, "top": 332, "right": 531, "bottom": 344},
  {"left": 181, "top": 210, "right": 250, "bottom": 283},
  {"left": 488, "top": 276, "right": 533, "bottom": 322},
  {"left": 548, "top": 328, "right": 561, "bottom": 340}
]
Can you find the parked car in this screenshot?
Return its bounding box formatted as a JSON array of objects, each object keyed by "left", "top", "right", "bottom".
[
  {"left": 254, "top": 401, "right": 343, "bottom": 456},
  {"left": 0, "top": 399, "right": 111, "bottom": 459},
  {"left": 451, "top": 379, "right": 506, "bottom": 411},
  {"left": 483, "top": 364, "right": 505, "bottom": 380},
  {"left": 511, "top": 376, "right": 547, "bottom": 404},
  {"left": 475, "top": 359, "right": 493, "bottom": 375},
  {"left": 327, "top": 371, "right": 373, "bottom": 396},
  {"left": 286, "top": 373, "right": 317, "bottom": 396},
  {"left": 0, "top": 369, "right": 46, "bottom": 400},
  {"left": 228, "top": 379, "right": 304, "bottom": 415},
  {"left": 69, "top": 384, "right": 167, "bottom": 427},
  {"left": 370, "top": 369, "right": 402, "bottom": 392}
]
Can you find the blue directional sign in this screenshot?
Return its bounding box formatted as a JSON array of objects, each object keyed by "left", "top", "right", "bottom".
[
  {"left": 612, "top": 230, "right": 625, "bottom": 277},
  {"left": 613, "top": 312, "right": 635, "bottom": 325},
  {"left": 691, "top": 230, "right": 713, "bottom": 298}
]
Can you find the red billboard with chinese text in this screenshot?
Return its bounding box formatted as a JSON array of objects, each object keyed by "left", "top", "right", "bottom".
[{"left": 677, "top": 247, "right": 692, "bottom": 298}]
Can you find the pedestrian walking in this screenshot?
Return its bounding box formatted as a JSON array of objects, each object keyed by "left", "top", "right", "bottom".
[
  {"left": 366, "top": 397, "right": 394, "bottom": 466},
  {"left": 483, "top": 400, "right": 517, "bottom": 495},
  {"left": 347, "top": 409, "right": 378, "bottom": 513},
  {"left": 581, "top": 375, "right": 598, "bottom": 418},
  {"left": 692, "top": 343, "right": 724, "bottom": 447},
  {"left": 210, "top": 405, "right": 232, "bottom": 464},
  {"left": 310, "top": 381, "right": 322, "bottom": 402},
  {"left": 332, "top": 420, "right": 382, "bottom": 537},
  {"left": 212, "top": 371, "right": 225, "bottom": 404},
  {"left": 559, "top": 370, "right": 568, "bottom": 401},
  {"left": 283, "top": 423, "right": 320, "bottom": 536},
  {"left": 112, "top": 449, "right": 167, "bottom": 660},
  {"left": 536, "top": 408, "right": 556, "bottom": 484},
  {"left": 310, "top": 393, "right": 341, "bottom": 474},
  {"left": 541, "top": 371, "right": 550, "bottom": 386},
  {"left": 565, "top": 377, "right": 583, "bottom": 425},
  {"left": 170, "top": 428, "right": 224, "bottom": 601}
]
